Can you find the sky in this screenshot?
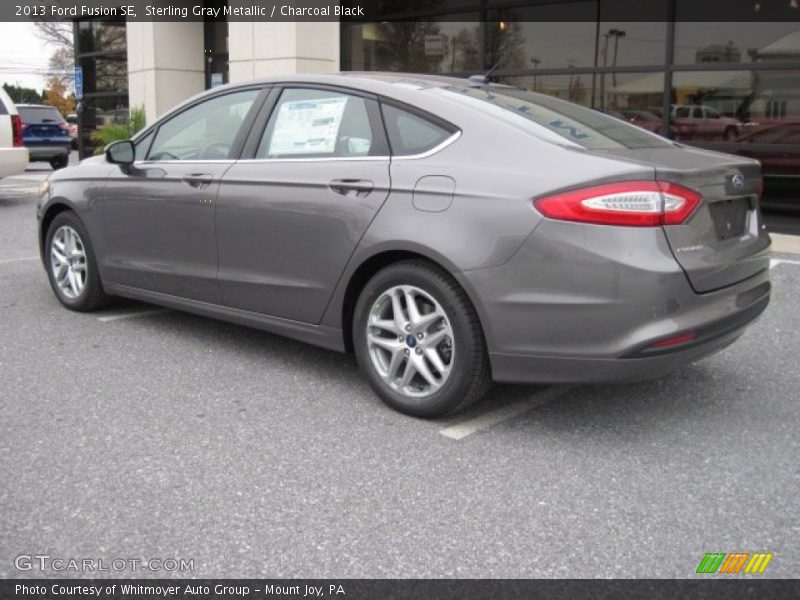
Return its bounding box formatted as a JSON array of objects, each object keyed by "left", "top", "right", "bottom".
[{"left": 0, "top": 22, "right": 57, "bottom": 91}]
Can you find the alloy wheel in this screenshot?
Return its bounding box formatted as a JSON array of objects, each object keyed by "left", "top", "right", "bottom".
[
  {"left": 366, "top": 284, "right": 454, "bottom": 398},
  {"left": 50, "top": 225, "right": 87, "bottom": 300}
]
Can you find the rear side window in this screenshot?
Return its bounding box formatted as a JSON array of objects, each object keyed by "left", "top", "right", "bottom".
[
  {"left": 381, "top": 104, "right": 455, "bottom": 156},
  {"left": 18, "top": 106, "right": 63, "bottom": 123},
  {"left": 0, "top": 98, "right": 7, "bottom": 116},
  {"left": 256, "top": 88, "right": 377, "bottom": 159},
  {"left": 440, "top": 86, "right": 670, "bottom": 150}
]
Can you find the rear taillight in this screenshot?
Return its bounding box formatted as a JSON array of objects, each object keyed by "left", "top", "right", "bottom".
[
  {"left": 647, "top": 332, "right": 696, "bottom": 350},
  {"left": 534, "top": 181, "right": 702, "bottom": 227},
  {"left": 11, "top": 115, "right": 23, "bottom": 147},
  {"left": 756, "top": 177, "right": 764, "bottom": 202},
  {"left": 58, "top": 121, "right": 69, "bottom": 132}
]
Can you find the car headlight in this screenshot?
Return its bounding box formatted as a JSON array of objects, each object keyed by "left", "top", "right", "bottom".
[{"left": 39, "top": 179, "right": 50, "bottom": 198}]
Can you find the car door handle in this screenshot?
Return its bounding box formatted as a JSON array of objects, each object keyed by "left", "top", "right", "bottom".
[
  {"left": 182, "top": 173, "right": 214, "bottom": 189},
  {"left": 329, "top": 179, "right": 374, "bottom": 197}
]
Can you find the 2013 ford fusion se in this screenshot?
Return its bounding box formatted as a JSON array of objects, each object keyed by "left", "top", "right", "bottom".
[{"left": 37, "top": 73, "right": 771, "bottom": 417}]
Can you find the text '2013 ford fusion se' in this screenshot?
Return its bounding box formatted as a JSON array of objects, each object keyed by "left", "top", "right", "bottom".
[{"left": 37, "top": 73, "right": 771, "bottom": 417}]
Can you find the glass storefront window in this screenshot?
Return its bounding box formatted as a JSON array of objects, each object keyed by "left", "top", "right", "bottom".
[
  {"left": 499, "top": 74, "right": 594, "bottom": 107},
  {"left": 79, "top": 54, "right": 128, "bottom": 95},
  {"left": 342, "top": 18, "right": 480, "bottom": 74},
  {"left": 596, "top": 72, "right": 665, "bottom": 130},
  {"left": 595, "top": 22, "right": 666, "bottom": 68},
  {"left": 76, "top": 20, "right": 126, "bottom": 53},
  {"left": 487, "top": 3, "right": 597, "bottom": 70},
  {"left": 671, "top": 70, "right": 800, "bottom": 143},
  {"left": 674, "top": 23, "right": 800, "bottom": 66},
  {"left": 75, "top": 18, "right": 128, "bottom": 157}
]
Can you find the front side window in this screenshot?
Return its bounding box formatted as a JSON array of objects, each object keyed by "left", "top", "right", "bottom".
[
  {"left": 257, "top": 88, "right": 375, "bottom": 159},
  {"left": 134, "top": 130, "right": 154, "bottom": 161},
  {"left": 148, "top": 90, "right": 259, "bottom": 161}
]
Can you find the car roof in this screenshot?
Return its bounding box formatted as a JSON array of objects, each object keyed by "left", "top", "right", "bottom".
[
  {"left": 152, "top": 71, "right": 511, "bottom": 130},
  {"left": 210, "top": 71, "right": 507, "bottom": 99},
  {"left": 16, "top": 104, "right": 58, "bottom": 108}
]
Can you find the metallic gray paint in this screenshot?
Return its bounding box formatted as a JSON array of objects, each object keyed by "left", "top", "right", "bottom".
[{"left": 38, "top": 72, "right": 771, "bottom": 385}]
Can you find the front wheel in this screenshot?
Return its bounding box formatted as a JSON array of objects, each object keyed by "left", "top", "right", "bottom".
[
  {"left": 353, "top": 260, "right": 491, "bottom": 418},
  {"left": 45, "top": 211, "right": 110, "bottom": 311}
]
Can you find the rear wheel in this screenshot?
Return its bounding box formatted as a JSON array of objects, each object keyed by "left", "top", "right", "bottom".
[
  {"left": 353, "top": 260, "right": 491, "bottom": 417},
  {"left": 45, "top": 211, "right": 110, "bottom": 311},
  {"left": 50, "top": 155, "right": 69, "bottom": 170}
]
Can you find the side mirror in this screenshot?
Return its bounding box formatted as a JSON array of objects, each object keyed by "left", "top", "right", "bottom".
[{"left": 106, "top": 140, "right": 135, "bottom": 166}]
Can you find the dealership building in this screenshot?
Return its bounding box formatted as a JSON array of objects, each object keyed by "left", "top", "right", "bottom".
[{"left": 74, "top": 0, "right": 800, "bottom": 194}]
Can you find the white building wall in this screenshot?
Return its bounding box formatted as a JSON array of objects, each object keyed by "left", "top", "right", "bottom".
[
  {"left": 126, "top": 22, "right": 206, "bottom": 123},
  {"left": 228, "top": 22, "right": 340, "bottom": 83},
  {"left": 126, "top": 21, "right": 340, "bottom": 122}
]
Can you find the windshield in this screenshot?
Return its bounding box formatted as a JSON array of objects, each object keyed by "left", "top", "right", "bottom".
[{"left": 439, "top": 85, "right": 671, "bottom": 151}]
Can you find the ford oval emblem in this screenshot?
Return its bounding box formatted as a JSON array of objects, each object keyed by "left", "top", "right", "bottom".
[{"left": 731, "top": 173, "right": 745, "bottom": 188}]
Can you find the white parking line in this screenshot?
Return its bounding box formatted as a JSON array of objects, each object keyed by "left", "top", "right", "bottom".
[
  {"left": 97, "top": 308, "right": 169, "bottom": 322},
  {"left": 440, "top": 385, "right": 572, "bottom": 440},
  {"left": 0, "top": 256, "right": 39, "bottom": 265},
  {"left": 771, "top": 258, "right": 800, "bottom": 269}
]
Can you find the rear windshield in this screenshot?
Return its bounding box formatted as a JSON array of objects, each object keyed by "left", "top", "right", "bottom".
[
  {"left": 439, "top": 85, "right": 670, "bottom": 150},
  {"left": 18, "top": 106, "right": 63, "bottom": 124}
]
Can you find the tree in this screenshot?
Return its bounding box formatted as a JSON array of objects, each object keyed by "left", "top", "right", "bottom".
[
  {"left": 43, "top": 77, "right": 75, "bottom": 116},
  {"left": 2, "top": 83, "right": 43, "bottom": 104},
  {"left": 34, "top": 21, "right": 74, "bottom": 89}
]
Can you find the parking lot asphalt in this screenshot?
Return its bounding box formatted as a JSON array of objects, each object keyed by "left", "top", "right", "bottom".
[{"left": 1, "top": 169, "right": 799, "bottom": 579}]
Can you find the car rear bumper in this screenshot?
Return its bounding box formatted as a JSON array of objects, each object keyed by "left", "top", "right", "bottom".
[
  {"left": 460, "top": 218, "right": 771, "bottom": 384},
  {"left": 26, "top": 144, "right": 70, "bottom": 160},
  {"left": 0, "top": 147, "right": 29, "bottom": 178},
  {"left": 489, "top": 293, "right": 768, "bottom": 383}
]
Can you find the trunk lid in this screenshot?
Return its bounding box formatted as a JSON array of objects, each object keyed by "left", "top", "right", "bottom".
[
  {"left": 18, "top": 106, "right": 68, "bottom": 142},
  {"left": 598, "top": 144, "right": 771, "bottom": 293}
]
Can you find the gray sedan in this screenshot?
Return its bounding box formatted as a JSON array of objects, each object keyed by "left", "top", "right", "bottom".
[{"left": 37, "top": 73, "right": 771, "bottom": 417}]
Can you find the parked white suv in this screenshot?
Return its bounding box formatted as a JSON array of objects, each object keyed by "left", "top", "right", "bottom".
[{"left": 0, "top": 88, "right": 29, "bottom": 178}]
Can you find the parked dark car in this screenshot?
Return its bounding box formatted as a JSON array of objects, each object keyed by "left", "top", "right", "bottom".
[
  {"left": 17, "top": 104, "right": 71, "bottom": 169},
  {"left": 623, "top": 109, "right": 663, "bottom": 134},
  {"left": 37, "top": 73, "right": 771, "bottom": 417},
  {"left": 734, "top": 121, "right": 800, "bottom": 179}
]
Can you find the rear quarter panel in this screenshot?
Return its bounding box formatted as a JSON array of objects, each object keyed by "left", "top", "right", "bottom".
[{"left": 320, "top": 103, "right": 656, "bottom": 332}]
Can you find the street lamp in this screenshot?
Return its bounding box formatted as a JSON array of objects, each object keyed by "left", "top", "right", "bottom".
[
  {"left": 600, "top": 28, "right": 626, "bottom": 110},
  {"left": 531, "top": 56, "right": 541, "bottom": 91}
]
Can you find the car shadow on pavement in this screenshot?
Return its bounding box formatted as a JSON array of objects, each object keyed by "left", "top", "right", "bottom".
[{"left": 94, "top": 297, "right": 740, "bottom": 432}]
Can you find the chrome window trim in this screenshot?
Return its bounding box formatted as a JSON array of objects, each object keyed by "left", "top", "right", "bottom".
[
  {"left": 236, "top": 156, "right": 390, "bottom": 164},
  {"left": 133, "top": 160, "right": 237, "bottom": 166},
  {"left": 237, "top": 130, "right": 462, "bottom": 164},
  {"left": 129, "top": 130, "right": 462, "bottom": 165}
]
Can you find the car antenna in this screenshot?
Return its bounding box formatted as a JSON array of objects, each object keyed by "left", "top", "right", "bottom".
[{"left": 468, "top": 61, "right": 501, "bottom": 86}]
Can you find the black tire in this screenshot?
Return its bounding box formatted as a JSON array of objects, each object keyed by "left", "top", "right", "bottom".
[
  {"left": 723, "top": 126, "right": 737, "bottom": 141},
  {"left": 353, "top": 260, "right": 491, "bottom": 418},
  {"left": 50, "top": 155, "right": 69, "bottom": 170},
  {"left": 45, "top": 211, "right": 111, "bottom": 312}
]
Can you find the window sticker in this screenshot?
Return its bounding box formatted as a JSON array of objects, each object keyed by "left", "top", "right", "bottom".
[{"left": 268, "top": 96, "right": 348, "bottom": 155}]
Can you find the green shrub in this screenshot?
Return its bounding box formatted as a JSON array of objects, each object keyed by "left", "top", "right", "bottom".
[{"left": 92, "top": 106, "right": 146, "bottom": 154}]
